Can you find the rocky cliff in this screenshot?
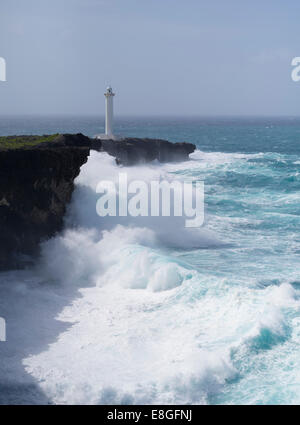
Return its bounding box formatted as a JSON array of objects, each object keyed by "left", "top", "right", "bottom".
[
  {"left": 0, "top": 133, "right": 195, "bottom": 269},
  {"left": 92, "top": 137, "right": 195, "bottom": 165},
  {"left": 45, "top": 134, "right": 195, "bottom": 166},
  {"left": 0, "top": 144, "right": 89, "bottom": 269}
]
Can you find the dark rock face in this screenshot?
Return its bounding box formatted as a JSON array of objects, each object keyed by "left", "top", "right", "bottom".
[
  {"left": 92, "top": 138, "right": 195, "bottom": 166},
  {"left": 0, "top": 146, "right": 89, "bottom": 269},
  {"left": 41, "top": 133, "right": 91, "bottom": 148},
  {"left": 0, "top": 133, "right": 195, "bottom": 269},
  {"left": 43, "top": 134, "right": 196, "bottom": 166}
]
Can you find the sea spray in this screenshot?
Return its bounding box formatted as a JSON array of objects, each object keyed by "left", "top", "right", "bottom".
[{"left": 1, "top": 135, "right": 300, "bottom": 404}]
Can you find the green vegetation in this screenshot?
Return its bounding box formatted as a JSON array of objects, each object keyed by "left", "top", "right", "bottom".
[{"left": 0, "top": 134, "right": 59, "bottom": 150}]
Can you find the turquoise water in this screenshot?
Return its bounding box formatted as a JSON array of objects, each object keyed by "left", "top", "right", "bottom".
[{"left": 0, "top": 117, "right": 300, "bottom": 404}]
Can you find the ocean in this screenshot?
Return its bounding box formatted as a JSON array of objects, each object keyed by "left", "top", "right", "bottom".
[{"left": 0, "top": 116, "right": 300, "bottom": 404}]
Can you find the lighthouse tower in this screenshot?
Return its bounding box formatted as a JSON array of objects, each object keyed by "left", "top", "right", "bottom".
[{"left": 104, "top": 86, "right": 115, "bottom": 137}]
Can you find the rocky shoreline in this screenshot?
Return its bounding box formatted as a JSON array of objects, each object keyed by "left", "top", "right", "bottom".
[
  {"left": 0, "top": 133, "right": 195, "bottom": 269},
  {"left": 42, "top": 133, "right": 195, "bottom": 166}
]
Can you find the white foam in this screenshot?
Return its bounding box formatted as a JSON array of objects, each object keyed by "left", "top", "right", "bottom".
[{"left": 1, "top": 148, "right": 299, "bottom": 405}]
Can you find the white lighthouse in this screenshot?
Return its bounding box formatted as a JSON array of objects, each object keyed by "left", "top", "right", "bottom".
[
  {"left": 104, "top": 86, "right": 115, "bottom": 137},
  {"left": 95, "top": 86, "right": 120, "bottom": 140}
]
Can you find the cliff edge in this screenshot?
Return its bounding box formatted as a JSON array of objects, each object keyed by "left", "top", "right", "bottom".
[
  {"left": 0, "top": 133, "right": 195, "bottom": 269},
  {"left": 0, "top": 136, "right": 89, "bottom": 269}
]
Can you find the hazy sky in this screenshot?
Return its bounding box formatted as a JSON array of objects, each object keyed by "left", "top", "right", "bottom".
[{"left": 0, "top": 0, "right": 299, "bottom": 116}]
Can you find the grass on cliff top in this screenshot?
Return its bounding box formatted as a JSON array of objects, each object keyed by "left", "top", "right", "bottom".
[{"left": 0, "top": 134, "right": 59, "bottom": 150}]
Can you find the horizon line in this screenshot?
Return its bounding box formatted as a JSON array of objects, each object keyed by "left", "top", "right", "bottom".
[{"left": 1, "top": 114, "right": 300, "bottom": 119}]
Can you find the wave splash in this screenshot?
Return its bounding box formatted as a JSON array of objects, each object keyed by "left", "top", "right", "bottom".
[{"left": 1, "top": 148, "right": 300, "bottom": 405}]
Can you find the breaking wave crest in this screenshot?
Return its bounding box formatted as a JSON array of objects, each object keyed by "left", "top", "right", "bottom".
[{"left": 1, "top": 147, "right": 300, "bottom": 405}]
